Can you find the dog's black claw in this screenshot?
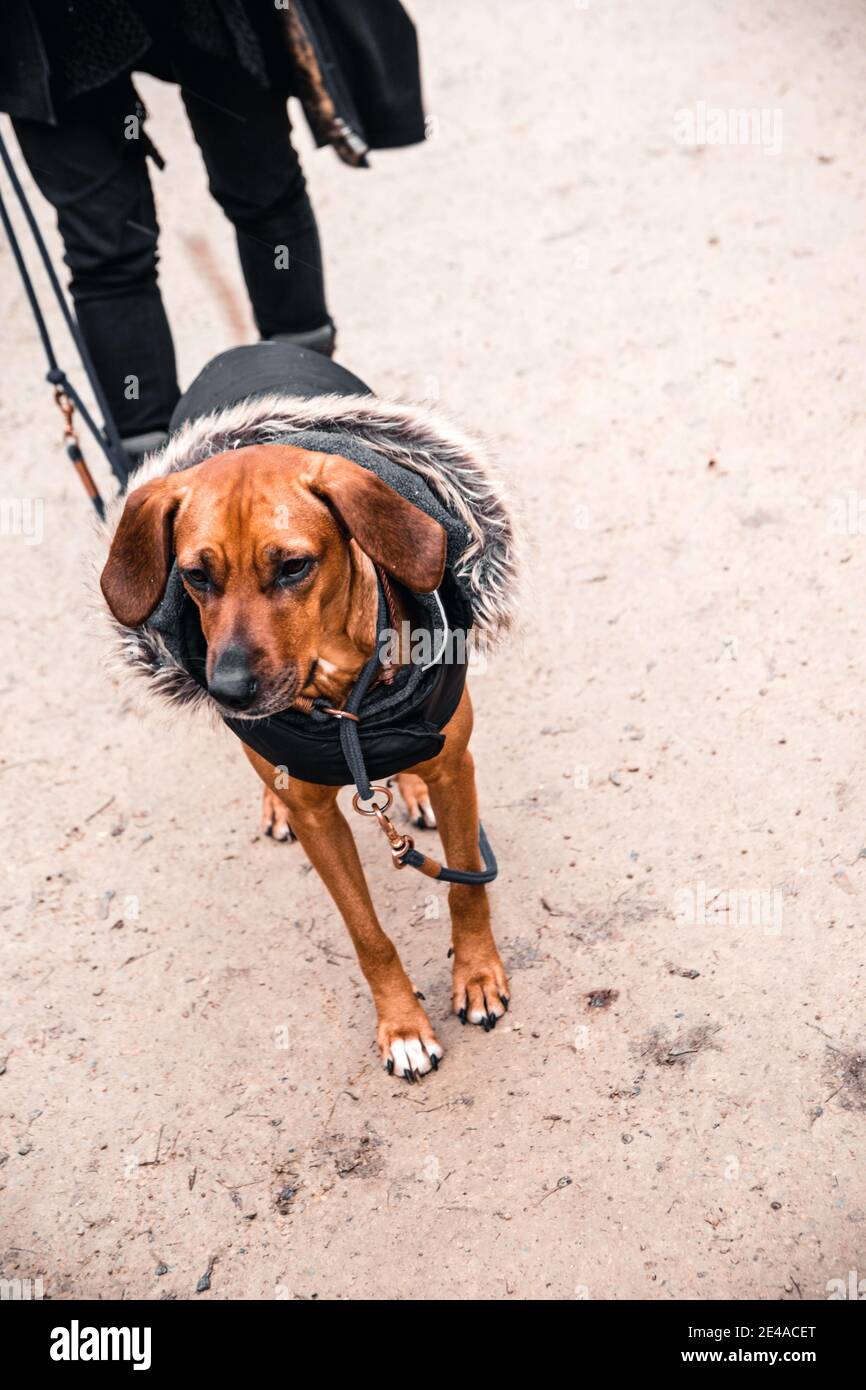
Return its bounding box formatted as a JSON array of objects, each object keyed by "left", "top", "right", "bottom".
[
  {"left": 415, "top": 990, "right": 426, "bottom": 1001},
  {"left": 430, "top": 1054, "right": 439, "bottom": 1070},
  {"left": 404, "top": 1067, "right": 416, "bottom": 1084},
  {"left": 458, "top": 1007, "right": 468, "bottom": 1025},
  {"left": 487, "top": 1011, "right": 497, "bottom": 1029},
  {"left": 414, "top": 815, "right": 425, "bottom": 828},
  {"left": 386, "top": 1058, "right": 394, "bottom": 1074},
  {"left": 447, "top": 947, "right": 454, "bottom": 958},
  {"left": 500, "top": 994, "right": 510, "bottom": 1012},
  {"left": 482, "top": 1015, "right": 491, "bottom": 1032}
]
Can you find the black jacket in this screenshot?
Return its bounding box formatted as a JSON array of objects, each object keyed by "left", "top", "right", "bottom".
[
  {"left": 0, "top": 0, "right": 424, "bottom": 165},
  {"left": 101, "top": 343, "right": 520, "bottom": 787}
]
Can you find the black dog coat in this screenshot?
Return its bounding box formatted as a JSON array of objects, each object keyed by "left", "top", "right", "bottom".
[{"left": 103, "top": 343, "right": 519, "bottom": 787}]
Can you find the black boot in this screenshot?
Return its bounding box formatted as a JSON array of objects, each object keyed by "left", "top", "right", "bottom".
[{"left": 269, "top": 322, "right": 336, "bottom": 358}]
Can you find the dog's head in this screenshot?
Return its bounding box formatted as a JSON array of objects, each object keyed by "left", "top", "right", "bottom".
[{"left": 100, "top": 444, "right": 446, "bottom": 717}]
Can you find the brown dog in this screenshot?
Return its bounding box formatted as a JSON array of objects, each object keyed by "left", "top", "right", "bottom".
[{"left": 101, "top": 443, "right": 509, "bottom": 1080}]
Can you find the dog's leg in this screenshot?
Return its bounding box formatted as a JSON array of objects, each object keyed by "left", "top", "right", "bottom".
[
  {"left": 260, "top": 786, "right": 296, "bottom": 842},
  {"left": 393, "top": 771, "right": 436, "bottom": 828},
  {"left": 244, "top": 749, "right": 443, "bottom": 1080},
  {"left": 413, "top": 690, "right": 510, "bottom": 1030}
]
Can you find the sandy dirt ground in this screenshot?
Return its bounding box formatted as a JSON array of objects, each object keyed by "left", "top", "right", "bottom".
[{"left": 2, "top": 0, "right": 866, "bottom": 1302}]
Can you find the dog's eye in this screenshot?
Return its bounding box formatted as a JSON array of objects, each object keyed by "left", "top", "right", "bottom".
[
  {"left": 276, "top": 557, "right": 312, "bottom": 586},
  {"left": 182, "top": 568, "right": 211, "bottom": 591}
]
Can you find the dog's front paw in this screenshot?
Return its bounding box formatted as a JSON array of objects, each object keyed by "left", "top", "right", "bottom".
[
  {"left": 377, "top": 997, "right": 444, "bottom": 1082},
  {"left": 260, "top": 787, "right": 296, "bottom": 842},
  {"left": 452, "top": 940, "right": 510, "bottom": 1031}
]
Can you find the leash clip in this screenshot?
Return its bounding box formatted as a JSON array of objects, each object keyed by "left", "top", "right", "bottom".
[
  {"left": 52, "top": 385, "right": 105, "bottom": 518},
  {"left": 53, "top": 385, "right": 77, "bottom": 443},
  {"left": 351, "top": 786, "right": 414, "bottom": 867},
  {"left": 375, "top": 808, "right": 414, "bottom": 868}
]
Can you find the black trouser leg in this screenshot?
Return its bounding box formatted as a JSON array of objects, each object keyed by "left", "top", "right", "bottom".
[
  {"left": 180, "top": 65, "right": 331, "bottom": 339},
  {"left": 12, "top": 79, "right": 180, "bottom": 450}
]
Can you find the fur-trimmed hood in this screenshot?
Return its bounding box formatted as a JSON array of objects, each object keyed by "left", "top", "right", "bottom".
[{"left": 102, "top": 388, "right": 520, "bottom": 721}]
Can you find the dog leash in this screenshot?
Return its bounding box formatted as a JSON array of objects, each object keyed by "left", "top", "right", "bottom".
[
  {"left": 0, "top": 128, "right": 131, "bottom": 512},
  {"left": 320, "top": 577, "right": 498, "bottom": 885}
]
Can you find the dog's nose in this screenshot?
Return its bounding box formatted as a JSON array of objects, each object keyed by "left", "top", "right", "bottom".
[{"left": 208, "top": 648, "right": 258, "bottom": 710}]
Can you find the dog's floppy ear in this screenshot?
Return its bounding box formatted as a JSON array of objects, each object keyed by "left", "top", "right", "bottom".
[
  {"left": 306, "top": 453, "right": 446, "bottom": 592},
  {"left": 101, "top": 475, "right": 185, "bottom": 626}
]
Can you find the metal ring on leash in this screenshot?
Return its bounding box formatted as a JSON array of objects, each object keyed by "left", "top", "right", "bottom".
[{"left": 351, "top": 785, "right": 393, "bottom": 816}]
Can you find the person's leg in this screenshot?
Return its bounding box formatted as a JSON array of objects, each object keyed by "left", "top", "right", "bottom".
[
  {"left": 180, "top": 64, "right": 333, "bottom": 350},
  {"left": 12, "top": 78, "right": 180, "bottom": 465}
]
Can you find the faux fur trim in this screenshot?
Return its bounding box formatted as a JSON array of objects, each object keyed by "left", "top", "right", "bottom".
[{"left": 100, "top": 393, "right": 520, "bottom": 717}]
